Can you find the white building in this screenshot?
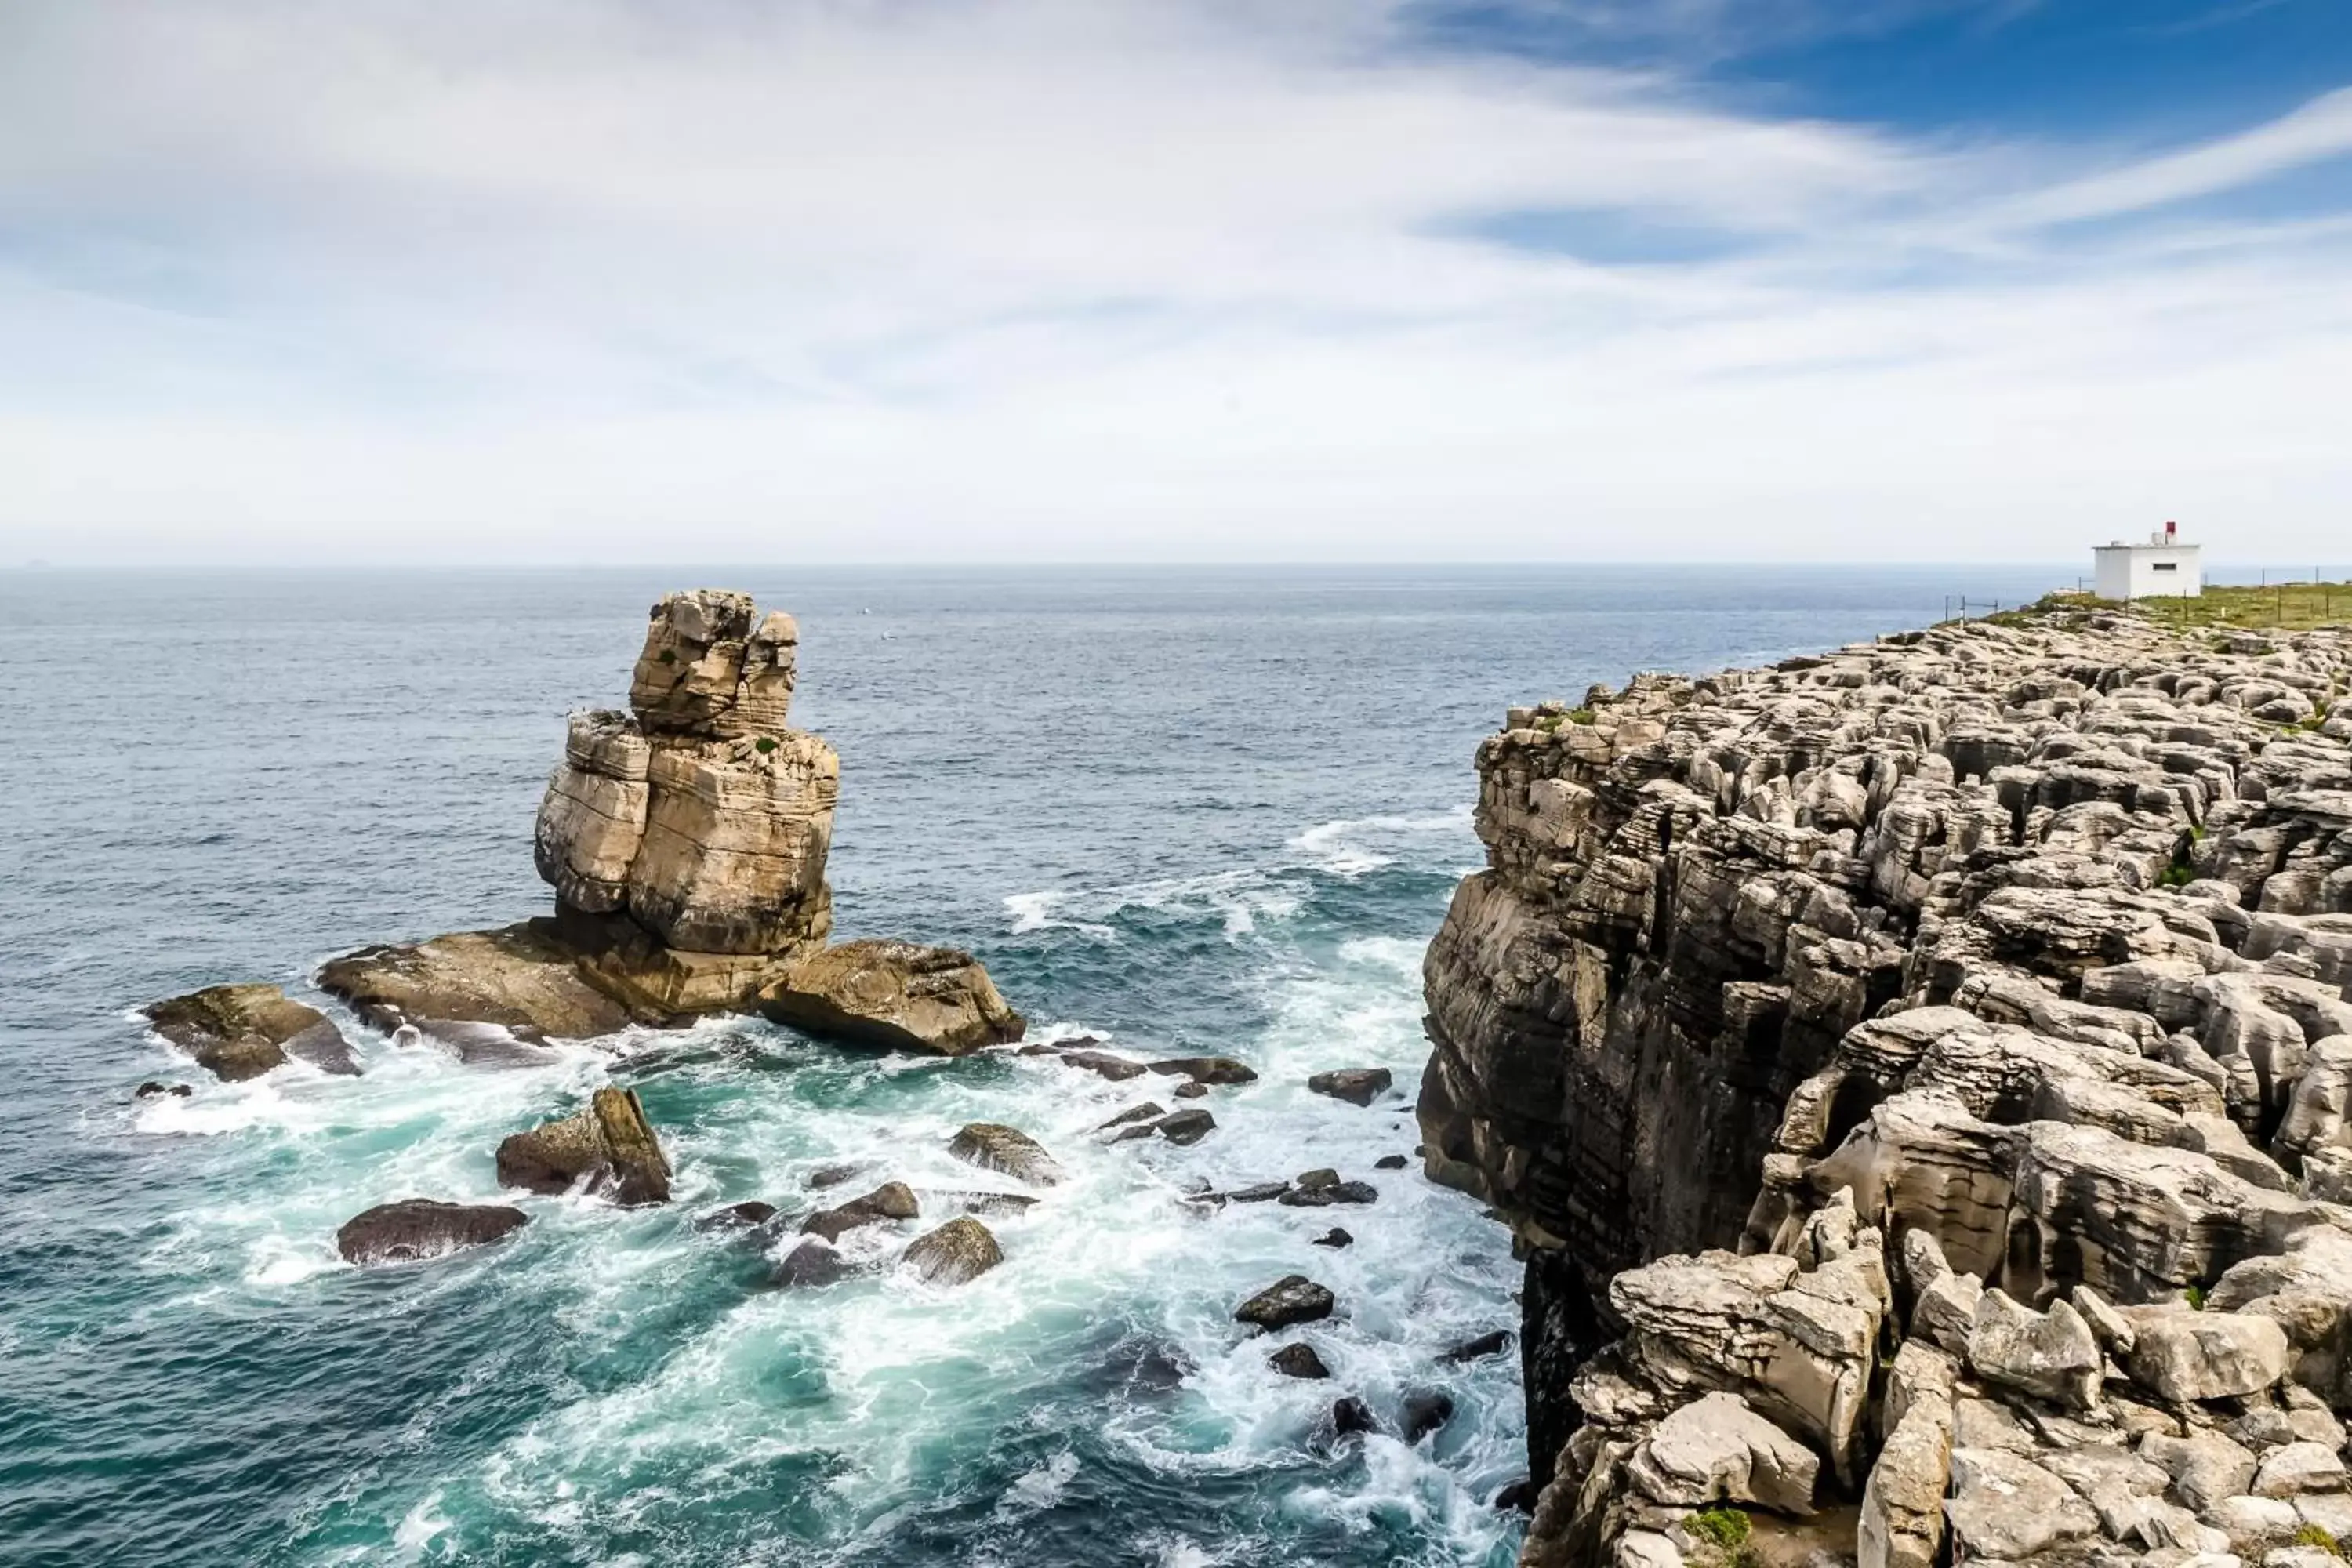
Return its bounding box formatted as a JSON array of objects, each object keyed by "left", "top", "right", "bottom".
[{"left": 2094, "top": 522, "right": 2202, "bottom": 601}]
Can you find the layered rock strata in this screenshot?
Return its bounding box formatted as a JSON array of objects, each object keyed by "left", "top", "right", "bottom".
[
  {"left": 1414, "top": 608, "right": 2352, "bottom": 1565},
  {"left": 143, "top": 983, "right": 359, "bottom": 1080},
  {"left": 307, "top": 590, "right": 1016, "bottom": 1047}
]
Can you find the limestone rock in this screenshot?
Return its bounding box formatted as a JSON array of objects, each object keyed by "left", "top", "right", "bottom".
[
  {"left": 319, "top": 922, "right": 634, "bottom": 1040},
  {"left": 902, "top": 1217, "right": 1002, "bottom": 1284},
  {"left": 1624, "top": 1392, "right": 1820, "bottom": 1515},
  {"left": 494, "top": 1087, "right": 671, "bottom": 1205},
  {"left": 1235, "top": 1275, "right": 1335, "bottom": 1330},
  {"left": 761, "top": 940, "right": 1024, "bottom": 1055},
  {"left": 1965, "top": 1289, "right": 2104, "bottom": 1410},
  {"left": 1944, "top": 1447, "right": 2102, "bottom": 1559},
  {"left": 947, "top": 1123, "right": 1064, "bottom": 1186},
  {"left": 1307, "top": 1067, "right": 1394, "bottom": 1106},
  {"left": 143, "top": 982, "right": 359, "bottom": 1081},
  {"left": 2250, "top": 1442, "right": 2347, "bottom": 1498},
  {"left": 335, "top": 1199, "right": 527, "bottom": 1265},
  {"left": 2143, "top": 1429, "right": 2261, "bottom": 1515},
  {"left": 1859, "top": 1392, "right": 1951, "bottom": 1568},
  {"left": 626, "top": 590, "right": 797, "bottom": 740},
  {"left": 2124, "top": 1307, "right": 2293, "bottom": 1403},
  {"left": 533, "top": 710, "right": 652, "bottom": 913}
]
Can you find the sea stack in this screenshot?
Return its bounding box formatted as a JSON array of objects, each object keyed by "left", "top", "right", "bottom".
[
  {"left": 1417, "top": 607, "right": 2352, "bottom": 1564},
  {"left": 312, "top": 590, "right": 1020, "bottom": 1047}
]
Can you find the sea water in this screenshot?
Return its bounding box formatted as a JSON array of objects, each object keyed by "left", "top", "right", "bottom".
[{"left": 0, "top": 564, "right": 2061, "bottom": 1567}]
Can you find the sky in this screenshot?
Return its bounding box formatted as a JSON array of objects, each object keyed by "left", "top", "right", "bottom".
[{"left": 4, "top": 0, "right": 2350, "bottom": 565}]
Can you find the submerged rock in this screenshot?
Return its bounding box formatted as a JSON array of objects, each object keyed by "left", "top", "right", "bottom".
[
  {"left": 1147, "top": 1056, "right": 1258, "bottom": 1087},
  {"left": 1054, "top": 1049, "right": 1149, "bottom": 1081},
  {"left": 336, "top": 1198, "right": 528, "bottom": 1265},
  {"left": 134, "top": 1080, "right": 193, "bottom": 1098},
  {"left": 495, "top": 1087, "right": 672, "bottom": 1205},
  {"left": 1225, "top": 1181, "right": 1291, "bottom": 1203},
  {"left": 1440, "top": 1329, "right": 1514, "bottom": 1364},
  {"left": 1096, "top": 1102, "right": 1165, "bottom": 1133},
  {"left": 902, "top": 1217, "right": 1003, "bottom": 1284},
  {"left": 760, "top": 939, "right": 1025, "bottom": 1055},
  {"left": 1374, "top": 1153, "right": 1409, "bottom": 1170},
  {"left": 1234, "top": 1275, "right": 1334, "bottom": 1330},
  {"left": 1172, "top": 1081, "right": 1210, "bottom": 1100},
  {"left": 142, "top": 982, "right": 359, "bottom": 1081},
  {"left": 1332, "top": 1396, "right": 1377, "bottom": 1437},
  {"left": 947, "top": 1123, "right": 1064, "bottom": 1186},
  {"left": 771, "top": 1238, "right": 855, "bottom": 1289},
  {"left": 693, "top": 1200, "right": 778, "bottom": 1232},
  {"left": 1401, "top": 1391, "right": 1456, "bottom": 1443},
  {"left": 1307, "top": 1067, "right": 1393, "bottom": 1106},
  {"left": 1312, "top": 1227, "right": 1355, "bottom": 1248},
  {"left": 1277, "top": 1180, "right": 1377, "bottom": 1207},
  {"left": 800, "top": 1181, "right": 918, "bottom": 1243}
]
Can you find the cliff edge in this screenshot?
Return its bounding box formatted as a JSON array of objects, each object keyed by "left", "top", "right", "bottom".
[{"left": 1418, "top": 606, "right": 2352, "bottom": 1566}]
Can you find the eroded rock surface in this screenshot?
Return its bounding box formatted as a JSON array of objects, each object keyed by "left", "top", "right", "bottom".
[
  {"left": 760, "top": 939, "right": 1025, "bottom": 1054},
  {"left": 314, "top": 590, "right": 1014, "bottom": 1042},
  {"left": 143, "top": 982, "right": 359, "bottom": 1080},
  {"left": 336, "top": 1198, "right": 528, "bottom": 1265},
  {"left": 495, "top": 1087, "right": 672, "bottom": 1205},
  {"left": 1415, "top": 608, "right": 2352, "bottom": 1566}
]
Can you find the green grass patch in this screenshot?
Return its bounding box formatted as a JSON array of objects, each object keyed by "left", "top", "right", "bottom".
[
  {"left": 2296, "top": 1523, "right": 2343, "bottom": 1559},
  {"left": 1688, "top": 1508, "right": 1751, "bottom": 1552}
]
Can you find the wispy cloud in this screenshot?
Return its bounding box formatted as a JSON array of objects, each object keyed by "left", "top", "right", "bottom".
[{"left": 0, "top": 0, "right": 2347, "bottom": 561}]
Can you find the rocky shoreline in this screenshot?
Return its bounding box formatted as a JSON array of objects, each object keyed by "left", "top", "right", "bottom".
[
  {"left": 1417, "top": 605, "right": 2352, "bottom": 1566},
  {"left": 132, "top": 590, "right": 1454, "bottom": 1444}
]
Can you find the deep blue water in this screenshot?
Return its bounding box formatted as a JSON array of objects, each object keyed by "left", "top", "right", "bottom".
[{"left": 0, "top": 563, "right": 2060, "bottom": 1567}]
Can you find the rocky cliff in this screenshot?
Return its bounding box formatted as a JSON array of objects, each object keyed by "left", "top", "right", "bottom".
[{"left": 1417, "top": 607, "right": 2352, "bottom": 1566}]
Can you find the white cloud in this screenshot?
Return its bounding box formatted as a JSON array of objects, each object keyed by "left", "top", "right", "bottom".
[{"left": 1, "top": 0, "right": 2348, "bottom": 563}]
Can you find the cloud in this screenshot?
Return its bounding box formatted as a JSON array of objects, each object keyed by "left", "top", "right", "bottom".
[{"left": 1, "top": 0, "right": 2348, "bottom": 562}]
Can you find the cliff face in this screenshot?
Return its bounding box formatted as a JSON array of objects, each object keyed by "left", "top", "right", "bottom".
[{"left": 1418, "top": 610, "right": 2352, "bottom": 1566}]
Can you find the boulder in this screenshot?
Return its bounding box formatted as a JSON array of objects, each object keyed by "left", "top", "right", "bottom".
[
  {"left": 1374, "top": 1153, "right": 1410, "bottom": 1170},
  {"left": 1223, "top": 1181, "right": 1290, "bottom": 1203},
  {"left": 1277, "top": 1180, "right": 1378, "bottom": 1207},
  {"left": 1054, "top": 1049, "right": 1148, "bottom": 1082},
  {"left": 947, "top": 1123, "right": 1064, "bottom": 1186},
  {"left": 1096, "top": 1103, "right": 1164, "bottom": 1132},
  {"left": 761, "top": 940, "right": 1024, "bottom": 1055},
  {"left": 626, "top": 589, "right": 797, "bottom": 739},
  {"left": 771, "top": 1238, "right": 855, "bottom": 1289},
  {"left": 1269, "top": 1343, "right": 1330, "bottom": 1379},
  {"left": 806, "top": 1161, "right": 869, "bottom": 1189},
  {"left": 320, "top": 922, "right": 634, "bottom": 1040},
  {"left": 143, "top": 982, "right": 360, "bottom": 1081},
  {"left": 1944, "top": 1448, "right": 2102, "bottom": 1559},
  {"left": 1312, "top": 1227, "right": 1355, "bottom": 1248},
  {"left": 1308, "top": 1067, "right": 1394, "bottom": 1106},
  {"left": 2251, "top": 1442, "right": 2347, "bottom": 1498},
  {"left": 1235, "top": 1275, "right": 1335, "bottom": 1330},
  {"left": 1173, "top": 1081, "right": 1210, "bottom": 1100},
  {"left": 1402, "top": 1391, "right": 1457, "bottom": 1443},
  {"left": 1147, "top": 1057, "right": 1258, "bottom": 1086},
  {"left": 335, "top": 1199, "right": 528, "bottom": 1265},
  {"left": 1144, "top": 1109, "right": 1216, "bottom": 1146},
  {"left": 902, "top": 1217, "right": 1003, "bottom": 1284},
  {"left": 1625, "top": 1392, "right": 1820, "bottom": 1516},
  {"left": 134, "top": 1081, "right": 193, "bottom": 1098},
  {"left": 2143, "top": 1429, "right": 2261, "bottom": 1515},
  {"left": 1965, "top": 1289, "right": 2103, "bottom": 1410},
  {"left": 1442, "top": 1330, "right": 1515, "bottom": 1364},
  {"left": 494, "top": 1087, "right": 672, "bottom": 1205},
  {"left": 694, "top": 1200, "right": 778, "bottom": 1232},
  {"left": 1860, "top": 1392, "right": 1951, "bottom": 1568},
  {"left": 1333, "top": 1396, "right": 1378, "bottom": 1436},
  {"left": 800, "top": 1181, "right": 918, "bottom": 1243},
  {"left": 2123, "top": 1307, "right": 2293, "bottom": 1403}
]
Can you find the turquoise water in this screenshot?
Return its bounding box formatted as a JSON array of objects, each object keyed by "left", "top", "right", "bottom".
[{"left": 0, "top": 564, "right": 2061, "bottom": 1566}]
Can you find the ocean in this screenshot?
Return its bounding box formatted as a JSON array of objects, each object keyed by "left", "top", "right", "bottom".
[{"left": 0, "top": 563, "right": 2063, "bottom": 1567}]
